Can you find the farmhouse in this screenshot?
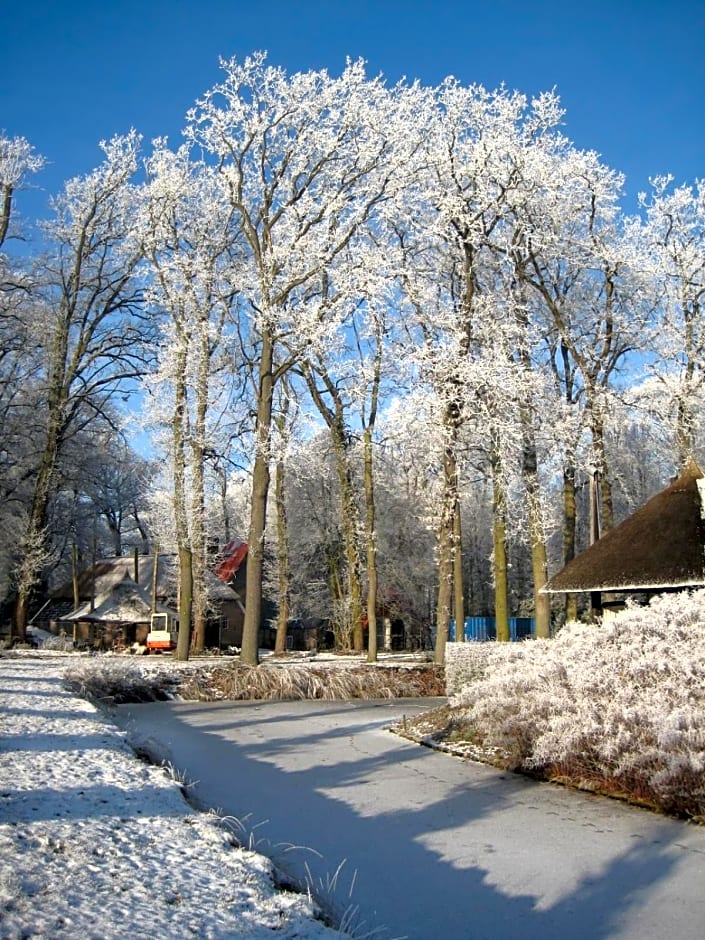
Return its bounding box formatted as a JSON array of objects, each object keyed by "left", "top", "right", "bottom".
[
  {"left": 39, "top": 549, "right": 246, "bottom": 650},
  {"left": 542, "top": 459, "right": 705, "bottom": 616}
]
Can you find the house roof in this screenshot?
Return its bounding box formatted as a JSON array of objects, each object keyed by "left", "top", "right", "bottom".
[
  {"left": 51, "top": 555, "right": 174, "bottom": 601},
  {"left": 214, "top": 540, "right": 248, "bottom": 583},
  {"left": 543, "top": 460, "right": 705, "bottom": 594},
  {"left": 51, "top": 553, "right": 241, "bottom": 605},
  {"left": 63, "top": 574, "right": 171, "bottom": 623}
]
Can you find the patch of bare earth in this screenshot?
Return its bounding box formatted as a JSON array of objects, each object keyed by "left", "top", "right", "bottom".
[{"left": 392, "top": 704, "right": 509, "bottom": 766}]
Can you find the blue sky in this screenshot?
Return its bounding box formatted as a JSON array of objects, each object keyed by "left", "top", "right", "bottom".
[{"left": 2, "top": 0, "right": 704, "bottom": 225}]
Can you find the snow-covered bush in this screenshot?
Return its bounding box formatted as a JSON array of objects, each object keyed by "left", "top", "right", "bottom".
[
  {"left": 42, "top": 633, "right": 76, "bottom": 652},
  {"left": 445, "top": 640, "right": 530, "bottom": 695},
  {"left": 447, "top": 591, "right": 705, "bottom": 817}
]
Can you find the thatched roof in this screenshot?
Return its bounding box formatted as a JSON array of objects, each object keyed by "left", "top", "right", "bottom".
[
  {"left": 51, "top": 553, "right": 240, "bottom": 604},
  {"left": 51, "top": 555, "right": 174, "bottom": 601},
  {"left": 63, "top": 574, "right": 158, "bottom": 623},
  {"left": 543, "top": 460, "right": 705, "bottom": 594}
]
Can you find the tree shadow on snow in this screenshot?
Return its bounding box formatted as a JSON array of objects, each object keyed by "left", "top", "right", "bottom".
[{"left": 118, "top": 700, "right": 704, "bottom": 940}]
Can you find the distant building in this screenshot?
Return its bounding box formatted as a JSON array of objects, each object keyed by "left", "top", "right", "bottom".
[
  {"left": 542, "top": 460, "right": 705, "bottom": 617},
  {"left": 40, "top": 550, "right": 245, "bottom": 650}
]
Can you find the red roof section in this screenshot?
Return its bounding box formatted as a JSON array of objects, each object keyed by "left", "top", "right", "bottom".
[{"left": 214, "top": 540, "right": 248, "bottom": 583}]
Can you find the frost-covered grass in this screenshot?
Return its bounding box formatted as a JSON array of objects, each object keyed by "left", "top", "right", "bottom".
[{"left": 407, "top": 591, "right": 705, "bottom": 820}]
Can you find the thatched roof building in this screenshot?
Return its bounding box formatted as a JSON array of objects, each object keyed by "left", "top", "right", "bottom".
[
  {"left": 62, "top": 574, "right": 173, "bottom": 624},
  {"left": 543, "top": 460, "right": 705, "bottom": 596},
  {"left": 44, "top": 552, "right": 245, "bottom": 649},
  {"left": 50, "top": 553, "right": 240, "bottom": 608}
]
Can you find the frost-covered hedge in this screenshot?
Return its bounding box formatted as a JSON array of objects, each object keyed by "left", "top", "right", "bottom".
[
  {"left": 445, "top": 591, "right": 705, "bottom": 818},
  {"left": 445, "top": 639, "right": 529, "bottom": 695}
]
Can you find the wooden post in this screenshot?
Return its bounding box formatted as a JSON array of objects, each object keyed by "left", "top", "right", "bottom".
[{"left": 151, "top": 543, "right": 159, "bottom": 612}]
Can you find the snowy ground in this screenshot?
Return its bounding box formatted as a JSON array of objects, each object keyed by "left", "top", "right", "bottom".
[{"left": 0, "top": 651, "right": 347, "bottom": 939}]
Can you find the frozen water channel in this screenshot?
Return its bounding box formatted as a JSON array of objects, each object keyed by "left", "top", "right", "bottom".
[{"left": 118, "top": 698, "right": 705, "bottom": 940}]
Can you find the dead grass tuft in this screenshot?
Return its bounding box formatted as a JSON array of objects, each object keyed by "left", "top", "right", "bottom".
[
  {"left": 63, "top": 660, "right": 177, "bottom": 704},
  {"left": 64, "top": 657, "right": 445, "bottom": 706},
  {"left": 177, "top": 663, "right": 445, "bottom": 702}
]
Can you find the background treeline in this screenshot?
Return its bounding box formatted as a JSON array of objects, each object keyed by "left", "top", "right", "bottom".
[{"left": 1, "top": 54, "right": 703, "bottom": 662}]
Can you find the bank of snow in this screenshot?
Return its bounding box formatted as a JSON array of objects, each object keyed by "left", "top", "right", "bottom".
[{"left": 0, "top": 652, "right": 346, "bottom": 939}]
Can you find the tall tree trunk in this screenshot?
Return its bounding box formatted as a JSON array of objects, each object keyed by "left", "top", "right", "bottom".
[
  {"left": 434, "top": 512, "right": 453, "bottom": 664},
  {"left": 511, "top": 276, "right": 551, "bottom": 639},
  {"left": 189, "top": 457, "right": 207, "bottom": 653},
  {"left": 241, "top": 328, "right": 275, "bottom": 666},
  {"left": 676, "top": 304, "right": 697, "bottom": 467},
  {"left": 304, "top": 370, "right": 364, "bottom": 652},
  {"left": 587, "top": 387, "right": 614, "bottom": 533},
  {"left": 172, "top": 332, "right": 192, "bottom": 660},
  {"left": 71, "top": 545, "right": 80, "bottom": 610},
  {"left": 175, "top": 546, "right": 193, "bottom": 661},
  {"left": 273, "top": 447, "right": 290, "bottom": 656},
  {"left": 531, "top": 538, "right": 551, "bottom": 638},
  {"left": 562, "top": 463, "right": 578, "bottom": 623},
  {"left": 453, "top": 499, "right": 465, "bottom": 642},
  {"left": 364, "top": 426, "right": 378, "bottom": 663},
  {"left": 521, "top": 432, "right": 550, "bottom": 639},
  {"left": 434, "top": 437, "right": 458, "bottom": 664},
  {"left": 337, "top": 448, "right": 364, "bottom": 652},
  {"left": 491, "top": 443, "right": 510, "bottom": 642},
  {"left": 189, "top": 318, "right": 211, "bottom": 653},
  {"left": 593, "top": 425, "right": 614, "bottom": 532}
]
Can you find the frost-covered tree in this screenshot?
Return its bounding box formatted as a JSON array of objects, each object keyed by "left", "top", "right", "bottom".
[
  {"left": 78, "top": 440, "right": 156, "bottom": 557},
  {"left": 137, "top": 140, "right": 241, "bottom": 657},
  {"left": 11, "top": 133, "right": 149, "bottom": 639},
  {"left": 638, "top": 177, "right": 705, "bottom": 467},
  {"left": 0, "top": 133, "right": 45, "bottom": 248},
  {"left": 519, "top": 147, "right": 641, "bottom": 536},
  {"left": 0, "top": 135, "right": 46, "bottom": 605},
  {"left": 396, "top": 82, "right": 569, "bottom": 657},
  {"left": 298, "top": 244, "right": 403, "bottom": 656},
  {"left": 185, "top": 54, "right": 403, "bottom": 664}
]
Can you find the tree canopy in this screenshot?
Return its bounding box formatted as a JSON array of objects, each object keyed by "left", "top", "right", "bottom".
[{"left": 2, "top": 55, "right": 703, "bottom": 659}]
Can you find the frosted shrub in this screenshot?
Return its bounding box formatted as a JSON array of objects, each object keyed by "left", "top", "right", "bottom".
[
  {"left": 42, "top": 634, "right": 76, "bottom": 652},
  {"left": 445, "top": 640, "right": 531, "bottom": 695},
  {"left": 450, "top": 591, "right": 705, "bottom": 817}
]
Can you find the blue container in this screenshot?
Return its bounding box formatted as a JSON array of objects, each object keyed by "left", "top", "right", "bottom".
[{"left": 449, "top": 616, "right": 535, "bottom": 642}]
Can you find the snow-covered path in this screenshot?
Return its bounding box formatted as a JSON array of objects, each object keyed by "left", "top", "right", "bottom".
[
  {"left": 0, "top": 654, "right": 346, "bottom": 939},
  {"left": 120, "top": 697, "right": 705, "bottom": 940}
]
